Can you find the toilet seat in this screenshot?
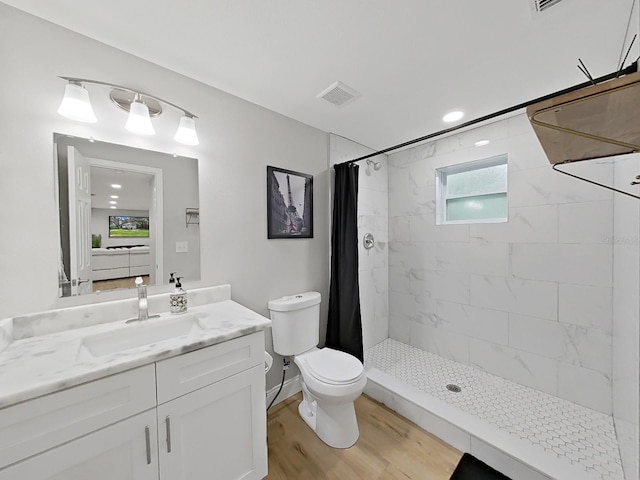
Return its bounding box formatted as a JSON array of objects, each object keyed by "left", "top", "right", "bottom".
[{"left": 298, "top": 348, "right": 364, "bottom": 385}]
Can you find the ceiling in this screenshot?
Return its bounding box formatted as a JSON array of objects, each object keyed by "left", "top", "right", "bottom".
[
  {"left": 3, "top": 0, "right": 638, "bottom": 151},
  {"left": 91, "top": 166, "right": 151, "bottom": 211}
]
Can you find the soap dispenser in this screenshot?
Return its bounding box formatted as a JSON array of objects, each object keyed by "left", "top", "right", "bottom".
[{"left": 169, "top": 277, "right": 187, "bottom": 314}]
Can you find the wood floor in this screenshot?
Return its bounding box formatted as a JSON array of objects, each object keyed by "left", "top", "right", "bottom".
[
  {"left": 266, "top": 393, "right": 462, "bottom": 480},
  {"left": 92, "top": 275, "right": 149, "bottom": 292}
]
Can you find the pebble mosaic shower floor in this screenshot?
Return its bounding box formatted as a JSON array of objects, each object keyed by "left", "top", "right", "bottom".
[{"left": 364, "top": 339, "right": 624, "bottom": 480}]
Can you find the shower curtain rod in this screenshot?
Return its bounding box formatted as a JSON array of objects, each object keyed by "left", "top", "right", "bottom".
[{"left": 340, "top": 62, "right": 638, "bottom": 165}]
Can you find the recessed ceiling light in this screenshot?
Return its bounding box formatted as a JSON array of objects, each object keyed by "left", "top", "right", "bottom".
[
  {"left": 474, "top": 140, "right": 490, "bottom": 147},
  {"left": 110, "top": 206, "right": 116, "bottom": 209},
  {"left": 443, "top": 111, "right": 464, "bottom": 123},
  {"left": 109, "top": 201, "right": 117, "bottom": 205},
  {"left": 110, "top": 195, "right": 119, "bottom": 199},
  {"left": 111, "top": 184, "right": 122, "bottom": 189}
]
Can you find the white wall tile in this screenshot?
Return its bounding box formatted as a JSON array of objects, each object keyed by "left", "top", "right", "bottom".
[
  {"left": 389, "top": 216, "right": 410, "bottom": 242},
  {"left": 388, "top": 241, "right": 436, "bottom": 270},
  {"left": 470, "top": 275, "right": 558, "bottom": 321},
  {"left": 411, "top": 322, "right": 470, "bottom": 364},
  {"left": 470, "top": 204, "right": 558, "bottom": 244},
  {"left": 614, "top": 417, "right": 639, "bottom": 480},
  {"left": 419, "top": 270, "right": 470, "bottom": 304},
  {"left": 388, "top": 314, "right": 411, "bottom": 344},
  {"left": 386, "top": 115, "right": 618, "bottom": 406},
  {"left": 436, "top": 301, "right": 509, "bottom": 345},
  {"left": 559, "top": 200, "right": 613, "bottom": 244},
  {"left": 358, "top": 187, "right": 389, "bottom": 216},
  {"left": 469, "top": 339, "right": 557, "bottom": 395},
  {"left": 509, "top": 314, "right": 611, "bottom": 375},
  {"left": 557, "top": 363, "right": 611, "bottom": 414},
  {"left": 509, "top": 162, "right": 613, "bottom": 208},
  {"left": 558, "top": 284, "right": 612, "bottom": 332},
  {"left": 388, "top": 186, "right": 434, "bottom": 217},
  {"left": 511, "top": 244, "right": 612, "bottom": 287},
  {"left": 509, "top": 313, "right": 566, "bottom": 359},
  {"left": 436, "top": 242, "right": 509, "bottom": 276}
]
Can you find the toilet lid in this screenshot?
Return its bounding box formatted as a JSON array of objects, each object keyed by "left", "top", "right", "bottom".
[{"left": 304, "top": 348, "right": 364, "bottom": 385}]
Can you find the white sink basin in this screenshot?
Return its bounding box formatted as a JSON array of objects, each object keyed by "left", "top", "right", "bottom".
[{"left": 81, "top": 314, "right": 202, "bottom": 357}]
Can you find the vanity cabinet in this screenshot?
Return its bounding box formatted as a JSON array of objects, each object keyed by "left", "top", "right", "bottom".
[
  {"left": 0, "top": 410, "right": 159, "bottom": 480},
  {"left": 0, "top": 331, "right": 267, "bottom": 480},
  {"left": 158, "top": 365, "right": 266, "bottom": 479}
]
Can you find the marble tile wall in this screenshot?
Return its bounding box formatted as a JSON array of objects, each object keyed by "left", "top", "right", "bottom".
[
  {"left": 611, "top": 154, "right": 640, "bottom": 480},
  {"left": 387, "top": 114, "right": 617, "bottom": 414},
  {"left": 329, "top": 134, "right": 388, "bottom": 350}
]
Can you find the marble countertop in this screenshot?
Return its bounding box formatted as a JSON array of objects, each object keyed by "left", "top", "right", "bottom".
[{"left": 0, "top": 300, "right": 271, "bottom": 409}]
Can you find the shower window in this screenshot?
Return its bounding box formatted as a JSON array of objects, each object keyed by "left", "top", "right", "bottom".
[{"left": 436, "top": 155, "right": 508, "bottom": 224}]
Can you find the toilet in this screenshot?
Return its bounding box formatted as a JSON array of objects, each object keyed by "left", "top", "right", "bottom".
[{"left": 268, "top": 292, "right": 367, "bottom": 448}]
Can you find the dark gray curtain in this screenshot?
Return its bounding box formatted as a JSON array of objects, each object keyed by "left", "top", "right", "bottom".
[{"left": 326, "top": 163, "right": 363, "bottom": 362}]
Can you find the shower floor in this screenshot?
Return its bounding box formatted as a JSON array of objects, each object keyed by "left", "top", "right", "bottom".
[{"left": 364, "top": 339, "right": 624, "bottom": 480}]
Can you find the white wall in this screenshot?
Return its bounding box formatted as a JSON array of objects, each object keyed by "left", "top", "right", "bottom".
[
  {"left": 0, "top": 4, "right": 330, "bottom": 391},
  {"left": 388, "top": 115, "right": 621, "bottom": 414},
  {"left": 329, "top": 134, "right": 388, "bottom": 350}
]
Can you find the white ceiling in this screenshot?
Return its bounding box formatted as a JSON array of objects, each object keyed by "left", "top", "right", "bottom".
[
  {"left": 91, "top": 166, "right": 151, "bottom": 211},
  {"left": 3, "top": 0, "right": 638, "bottom": 150}
]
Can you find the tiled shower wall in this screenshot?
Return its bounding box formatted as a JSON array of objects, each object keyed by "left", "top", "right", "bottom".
[
  {"left": 612, "top": 155, "right": 640, "bottom": 480},
  {"left": 329, "top": 134, "right": 388, "bottom": 350},
  {"left": 387, "top": 115, "right": 618, "bottom": 415}
]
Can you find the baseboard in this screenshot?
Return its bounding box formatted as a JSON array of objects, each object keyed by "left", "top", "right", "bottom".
[{"left": 266, "top": 374, "right": 301, "bottom": 408}]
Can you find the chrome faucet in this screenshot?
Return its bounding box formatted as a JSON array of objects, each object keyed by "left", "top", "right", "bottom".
[{"left": 135, "top": 277, "right": 149, "bottom": 321}]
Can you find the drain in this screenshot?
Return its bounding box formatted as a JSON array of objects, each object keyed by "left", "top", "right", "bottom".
[{"left": 446, "top": 384, "right": 462, "bottom": 393}]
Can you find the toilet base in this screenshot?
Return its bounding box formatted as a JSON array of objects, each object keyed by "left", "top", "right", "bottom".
[{"left": 298, "top": 383, "right": 360, "bottom": 449}]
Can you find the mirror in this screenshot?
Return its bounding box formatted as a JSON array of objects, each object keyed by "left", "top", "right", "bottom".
[{"left": 54, "top": 133, "right": 200, "bottom": 297}]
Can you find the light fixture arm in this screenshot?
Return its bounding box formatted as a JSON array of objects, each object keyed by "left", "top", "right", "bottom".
[{"left": 58, "top": 76, "right": 198, "bottom": 118}]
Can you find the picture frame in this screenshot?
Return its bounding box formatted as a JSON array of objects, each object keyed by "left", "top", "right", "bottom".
[{"left": 267, "top": 166, "right": 313, "bottom": 239}]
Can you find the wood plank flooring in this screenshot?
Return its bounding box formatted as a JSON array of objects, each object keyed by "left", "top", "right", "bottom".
[
  {"left": 266, "top": 393, "right": 462, "bottom": 480},
  {"left": 92, "top": 275, "right": 149, "bottom": 292}
]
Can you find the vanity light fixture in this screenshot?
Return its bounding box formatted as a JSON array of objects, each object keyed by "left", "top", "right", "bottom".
[{"left": 57, "top": 77, "right": 199, "bottom": 145}]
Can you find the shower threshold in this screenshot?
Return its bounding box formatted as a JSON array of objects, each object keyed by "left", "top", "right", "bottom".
[{"left": 364, "top": 339, "right": 623, "bottom": 480}]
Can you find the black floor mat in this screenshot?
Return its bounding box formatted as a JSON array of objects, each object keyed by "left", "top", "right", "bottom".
[{"left": 450, "top": 453, "right": 512, "bottom": 480}]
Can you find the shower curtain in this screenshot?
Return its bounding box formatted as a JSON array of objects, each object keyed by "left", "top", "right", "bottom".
[{"left": 326, "top": 162, "right": 363, "bottom": 362}]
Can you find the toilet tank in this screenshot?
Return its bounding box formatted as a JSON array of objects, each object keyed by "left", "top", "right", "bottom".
[{"left": 268, "top": 292, "right": 321, "bottom": 356}]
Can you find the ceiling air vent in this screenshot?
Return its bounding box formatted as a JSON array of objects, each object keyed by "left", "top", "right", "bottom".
[
  {"left": 530, "top": 0, "right": 564, "bottom": 12},
  {"left": 317, "top": 81, "right": 361, "bottom": 107}
]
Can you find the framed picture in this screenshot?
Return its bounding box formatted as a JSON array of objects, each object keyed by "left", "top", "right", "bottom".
[
  {"left": 108, "top": 215, "right": 150, "bottom": 238},
  {"left": 267, "top": 166, "right": 313, "bottom": 239}
]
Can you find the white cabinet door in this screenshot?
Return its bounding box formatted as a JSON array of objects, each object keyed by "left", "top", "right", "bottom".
[
  {"left": 0, "top": 410, "right": 158, "bottom": 480},
  {"left": 157, "top": 365, "right": 267, "bottom": 480}
]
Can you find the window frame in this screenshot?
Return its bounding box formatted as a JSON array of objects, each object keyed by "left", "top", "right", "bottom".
[{"left": 435, "top": 154, "right": 508, "bottom": 225}]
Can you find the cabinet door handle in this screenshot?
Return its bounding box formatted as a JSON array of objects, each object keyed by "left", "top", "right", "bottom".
[
  {"left": 145, "top": 426, "right": 151, "bottom": 465},
  {"left": 165, "top": 416, "right": 172, "bottom": 453}
]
